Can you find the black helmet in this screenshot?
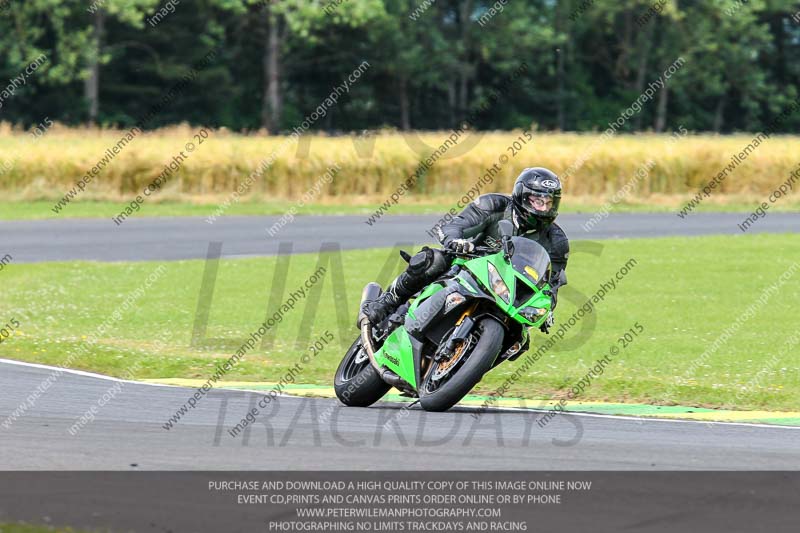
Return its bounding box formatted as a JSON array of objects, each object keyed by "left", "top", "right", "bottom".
[{"left": 511, "top": 167, "right": 562, "bottom": 231}]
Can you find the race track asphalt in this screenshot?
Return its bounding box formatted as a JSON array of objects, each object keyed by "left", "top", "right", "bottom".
[
  {"left": 2, "top": 212, "right": 798, "bottom": 263},
  {"left": 1, "top": 361, "right": 797, "bottom": 471}
]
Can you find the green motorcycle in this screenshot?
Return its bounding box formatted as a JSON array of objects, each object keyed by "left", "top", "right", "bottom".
[{"left": 335, "top": 221, "right": 562, "bottom": 412}]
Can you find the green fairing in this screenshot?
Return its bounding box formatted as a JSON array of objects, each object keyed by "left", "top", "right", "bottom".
[
  {"left": 373, "top": 245, "right": 553, "bottom": 391},
  {"left": 374, "top": 327, "right": 417, "bottom": 386},
  {"left": 407, "top": 282, "right": 445, "bottom": 320},
  {"left": 460, "top": 253, "right": 552, "bottom": 327}
]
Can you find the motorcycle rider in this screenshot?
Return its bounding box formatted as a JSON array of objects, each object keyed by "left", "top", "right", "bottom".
[{"left": 363, "top": 167, "right": 569, "bottom": 333}]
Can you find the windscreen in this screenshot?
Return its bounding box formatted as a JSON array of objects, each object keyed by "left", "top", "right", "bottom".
[{"left": 509, "top": 236, "right": 552, "bottom": 288}]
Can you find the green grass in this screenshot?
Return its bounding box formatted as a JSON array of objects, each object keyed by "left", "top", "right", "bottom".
[
  {"left": 0, "top": 524, "right": 92, "bottom": 533},
  {"left": 0, "top": 199, "right": 391, "bottom": 220},
  {"left": 2, "top": 197, "right": 799, "bottom": 220},
  {"left": 1, "top": 234, "right": 798, "bottom": 411}
]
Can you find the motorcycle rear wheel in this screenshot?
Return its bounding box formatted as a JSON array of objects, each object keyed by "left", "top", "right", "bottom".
[{"left": 334, "top": 336, "right": 392, "bottom": 407}]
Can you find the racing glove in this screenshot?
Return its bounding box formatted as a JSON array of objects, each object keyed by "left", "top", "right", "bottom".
[{"left": 446, "top": 239, "right": 475, "bottom": 254}]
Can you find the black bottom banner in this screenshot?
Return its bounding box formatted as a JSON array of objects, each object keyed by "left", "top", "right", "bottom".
[{"left": 1, "top": 472, "right": 798, "bottom": 532}]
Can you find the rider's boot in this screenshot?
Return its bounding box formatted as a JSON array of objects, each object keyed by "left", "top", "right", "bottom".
[
  {"left": 362, "top": 273, "right": 417, "bottom": 325},
  {"left": 362, "top": 247, "right": 450, "bottom": 326}
]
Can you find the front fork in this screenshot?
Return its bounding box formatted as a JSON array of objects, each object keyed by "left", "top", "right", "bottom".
[
  {"left": 435, "top": 304, "right": 478, "bottom": 361},
  {"left": 437, "top": 316, "right": 474, "bottom": 360}
]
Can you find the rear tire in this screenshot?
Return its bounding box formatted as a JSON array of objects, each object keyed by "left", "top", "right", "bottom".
[
  {"left": 334, "top": 337, "right": 391, "bottom": 407},
  {"left": 419, "top": 318, "right": 504, "bottom": 412}
]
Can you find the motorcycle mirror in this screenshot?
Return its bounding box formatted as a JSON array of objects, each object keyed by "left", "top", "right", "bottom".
[{"left": 498, "top": 219, "right": 513, "bottom": 238}]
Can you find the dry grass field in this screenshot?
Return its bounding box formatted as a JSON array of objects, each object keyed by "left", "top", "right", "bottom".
[{"left": 1, "top": 123, "right": 798, "bottom": 209}]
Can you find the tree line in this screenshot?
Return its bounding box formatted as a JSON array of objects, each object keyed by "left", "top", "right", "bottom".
[{"left": 0, "top": 0, "right": 798, "bottom": 134}]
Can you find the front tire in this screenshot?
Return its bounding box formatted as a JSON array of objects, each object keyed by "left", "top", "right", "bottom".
[
  {"left": 334, "top": 337, "right": 391, "bottom": 407},
  {"left": 419, "top": 318, "right": 505, "bottom": 412}
]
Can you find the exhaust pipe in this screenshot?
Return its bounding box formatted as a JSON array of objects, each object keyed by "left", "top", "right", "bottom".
[
  {"left": 358, "top": 283, "right": 406, "bottom": 389},
  {"left": 357, "top": 282, "right": 382, "bottom": 328}
]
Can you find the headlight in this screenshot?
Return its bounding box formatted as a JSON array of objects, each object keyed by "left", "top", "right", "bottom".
[
  {"left": 520, "top": 307, "right": 548, "bottom": 322},
  {"left": 444, "top": 292, "right": 466, "bottom": 313},
  {"left": 487, "top": 263, "right": 510, "bottom": 303}
]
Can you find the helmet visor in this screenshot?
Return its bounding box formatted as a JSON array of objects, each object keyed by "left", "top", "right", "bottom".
[
  {"left": 527, "top": 192, "right": 554, "bottom": 212},
  {"left": 522, "top": 191, "right": 559, "bottom": 218}
]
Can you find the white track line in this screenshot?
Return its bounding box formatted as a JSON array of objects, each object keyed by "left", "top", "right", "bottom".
[
  {"left": 216, "top": 386, "right": 800, "bottom": 431},
  {"left": 0, "top": 358, "right": 180, "bottom": 389},
  {"left": 454, "top": 403, "right": 800, "bottom": 430},
  {"left": 2, "top": 359, "right": 798, "bottom": 430}
]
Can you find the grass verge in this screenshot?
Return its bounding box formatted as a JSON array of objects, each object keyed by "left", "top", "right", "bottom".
[
  {"left": 1, "top": 234, "right": 798, "bottom": 411},
  {"left": 0, "top": 524, "right": 88, "bottom": 533},
  {"left": 2, "top": 195, "right": 799, "bottom": 220}
]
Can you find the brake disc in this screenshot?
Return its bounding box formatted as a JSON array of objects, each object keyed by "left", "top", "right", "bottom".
[{"left": 431, "top": 334, "right": 476, "bottom": 381}]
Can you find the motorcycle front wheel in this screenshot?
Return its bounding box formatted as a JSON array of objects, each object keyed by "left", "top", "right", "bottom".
[{"left": 419, "top": 318, "right": 504, "bottom": 412}]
